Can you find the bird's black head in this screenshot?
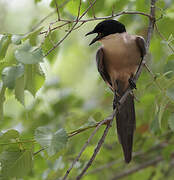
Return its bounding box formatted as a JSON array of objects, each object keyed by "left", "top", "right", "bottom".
[{"left": 86, "top": 20, "right": 126, "bottom": 45}]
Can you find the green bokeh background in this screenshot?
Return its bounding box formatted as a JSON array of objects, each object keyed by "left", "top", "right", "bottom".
[{"left": 0, "top": 0, "right": 174, "bottom": 179}]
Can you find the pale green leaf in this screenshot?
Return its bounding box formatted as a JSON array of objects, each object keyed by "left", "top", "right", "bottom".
[
  {"left": 34, "top": 127, "right": 53, "bottom": 147},
  {"left": 0, "top": 129, "right": 20, "bottom": 142},
  {"left": 48, "top": 128, "right": 68, "bottom": 156},
  {"left": 24, "top": 64, "right": 45, "bottom": 96},
  {"left": 41, "top": 31, "right": 59, "bottom": 62},
  {"left": 24, "top": 27, "right": 43, "bottom": 46},
  {"left": 35, "top": 127, "right": 68, "bottom": 156},
  {"left": 15, "top": 40, "right": 43, "bottom": 64},
  {"left": 0, "top": 34, "right": 11, "bottom": 60},
  {"left": 1, "top": 64, "right": 24, "bottom": 89},
  {"left": 15, "top": 75, "right": 25, "bottom": 105},
  {"left": 0, "top": 150, "right": 32, "bottom": 178},
  {"left": 0, "top": 129, "right": 20, "bottom": 152}
]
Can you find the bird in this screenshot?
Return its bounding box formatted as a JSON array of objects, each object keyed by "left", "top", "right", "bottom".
[{"left": 86, "top": 19, "right": 146, "bottom": 163}]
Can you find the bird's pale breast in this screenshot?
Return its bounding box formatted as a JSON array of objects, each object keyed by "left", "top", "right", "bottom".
[{"left": 100, "top": 32, "right": 141, "bottom": 89}]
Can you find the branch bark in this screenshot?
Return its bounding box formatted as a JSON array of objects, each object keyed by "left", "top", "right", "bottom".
[{"left": 76, "top": 115, "right": 114, "bottom": 180}]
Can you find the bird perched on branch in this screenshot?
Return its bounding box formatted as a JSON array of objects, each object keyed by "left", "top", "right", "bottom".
[{"left": 86, "top": 20, "right": 146, "bottom": 163}]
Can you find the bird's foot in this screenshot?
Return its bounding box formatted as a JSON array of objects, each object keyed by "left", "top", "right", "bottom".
[{"left": 128, "top": 78, "right": 137, "bottom": 89}]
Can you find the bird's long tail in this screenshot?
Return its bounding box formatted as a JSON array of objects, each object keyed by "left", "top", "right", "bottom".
[{"left": 113, "top": 80, "right": 135, "bottom": 163}]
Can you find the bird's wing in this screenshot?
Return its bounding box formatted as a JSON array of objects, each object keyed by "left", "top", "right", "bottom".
[
  {"left": 135, "top": 36, "right": 146, "bottom": 58},
  {"left": 96, "top": 48, "right": 113, "bottom": 91}
]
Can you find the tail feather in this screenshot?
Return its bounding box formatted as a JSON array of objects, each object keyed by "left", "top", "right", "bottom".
[{"left": 114, "top": 81, "right": 135, "bottom": 163}]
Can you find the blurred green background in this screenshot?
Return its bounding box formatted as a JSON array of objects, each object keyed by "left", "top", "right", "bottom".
[{"left": 0, "top": 0, "right": 174, "bottom": 179}]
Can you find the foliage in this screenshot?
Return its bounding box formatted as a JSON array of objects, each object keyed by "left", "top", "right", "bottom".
[{"left": 0, "top": 0, "right": 174, "bottom": 179}]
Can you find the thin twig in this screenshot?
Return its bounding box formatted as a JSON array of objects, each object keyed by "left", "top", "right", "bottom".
[
  {"left": 40, "top": 22, "right": 69, "bottom": 34},
  {"left": 33, "top": 147, "right": 47, "bottom": 156},
  {"left": 144, "top": 63, "right": 156, "bottom": 80},
  {"left": 55, "top": 0, "right": 60, "bottom": 20},
  {"left": 44, "top": 0, "right": 97, "bottom": 56},
  {"left": 89, "top": 0, "right": 96, "bottom": 18},
  {"left": 62, "top": 110, "right": 115, "bottom": 180},
  {"left": 40, "top": 11, "right": 151, "bottom": 35},
  {"left": 77, "top": 0, "right": 82, "bottom": 20}
]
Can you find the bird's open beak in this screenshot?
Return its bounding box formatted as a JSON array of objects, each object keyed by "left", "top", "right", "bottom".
[{"left": 85, "top": 31, "right": 102, "bottom": 46}]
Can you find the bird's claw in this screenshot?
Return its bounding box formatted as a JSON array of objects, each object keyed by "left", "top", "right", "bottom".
[{"left": 128, "top": 78, "right": 137, "bottom": 89}]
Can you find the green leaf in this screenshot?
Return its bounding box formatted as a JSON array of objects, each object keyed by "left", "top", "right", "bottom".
[
  {"left": 0, "top": 83, "right": 6, "bottom": 121},
  {"left": 24, "top": 64, "right": 45, "bottom": 96},
  {"left": 11, "top": 34, "right": 23, "bottom": 45},
  {"left": 0, "top": 34, "right": 11, "bottom": 60},
  {"left": 48, "top": 128, "right": 68, "bottom": 156},
  {"left": 168, "top": 113, "right": 174, "bottom": 131},
  {"left": 0, "top": 150, "right": 32, "bottom": 178},
  {"left": 1, "top": 64, "right": 24, "bottom": 89},
  {"left": 35, "top": 127, "right": 68, "bottom": 156},
  {"left": 24, "top": 27, "right": 43, "bottom": 46},
  {"left": 15, "top": 40, "right": 43, "bottom": 64},
  {"left": 0, "top": 130, "right": 20, "bottom": 141},
  {"left": 0, "top": 130, "right": 20, "bottom": 152},
  {"left": 41, "top": 31, "right": 59, "bottom": 62},
  {"left": 15, "top": 75, "right": 25, "bottom": 105}
]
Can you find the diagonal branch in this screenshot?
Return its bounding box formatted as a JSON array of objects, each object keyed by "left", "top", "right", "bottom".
[
  {"left": 76, "top": 117, "right": 114, "bottom": 180},
  {"left": 62, "top": 110, "right": 115, "bottom": 180}
]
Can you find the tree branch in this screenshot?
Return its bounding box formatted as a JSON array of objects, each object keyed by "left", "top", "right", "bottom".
[
  {"left": 40, "top": 11, "right": 151, "bottom": 35},
  {"left": 62, "top": 109, "right": 115, "bottom": 180},
  {"left": 44, "top": 0, "right": 97, "bottom": 57},
  {"left": 76, "top": 116, "right": 114, "bottom": 180}
]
